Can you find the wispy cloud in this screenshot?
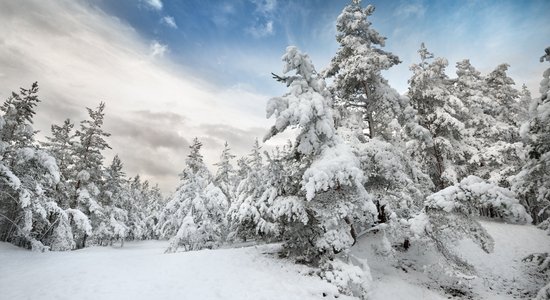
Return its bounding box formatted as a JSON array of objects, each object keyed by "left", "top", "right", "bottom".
[
  {"left": 247, "top": 0, "right": 277, "bottom": 38},
  {"left": 144, "top": 0, "right": 162, "bottom": 11},
  {"left": 247, "top": 20, "right": 274, "bottom": 38},
  {"left": 161, "top": 16, "right": 177, "bottom": 29},
  {"left": 394, "top": 2, "right": 426, "bottom": 18},
  {"left": 251, "top": 0, "right": 277, "bottom": 14},
  {"left": 150, "top": 40, "right": 168, "bottom": 57}
]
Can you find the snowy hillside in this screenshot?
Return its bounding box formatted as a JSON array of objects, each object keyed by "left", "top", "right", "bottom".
[{"left": 1, "top": 221, "right": 548, "bottom": 300}]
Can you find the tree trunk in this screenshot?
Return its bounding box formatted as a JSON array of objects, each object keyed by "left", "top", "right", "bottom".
[{"left": 344, "top": 216, "right": 357, "bottom": 246}]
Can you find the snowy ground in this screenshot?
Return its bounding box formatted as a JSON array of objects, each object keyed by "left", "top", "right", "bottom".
[
  {"left": 353, "top": 220, "right": 550, "bottom": 299},
  {"left": 1, "top": 221, "right": 548, "bottom": 300}
]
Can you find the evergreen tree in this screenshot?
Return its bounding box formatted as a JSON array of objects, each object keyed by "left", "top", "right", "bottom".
[
  {"left": 71, "top": 102, "right": 111, "bottom": 248},
  {"left": 518, "top": 84, "right": 532, "bottom": 123},
  {"left": 213, "top": 141, "right": 236, "bottom": 203},
  {"left": 160, "top": 138, "right": 228, "bottom": 252},
  {"left": 513, "top": 47, "right": 550, "bottom": 225},
  {"left": 0, "top": 83, "right": 78, "bottom": 251},
  {"left": 42, "top": 119, "right": 76, "bottom": 208},
  {"left": 263, "top": 46, "right": 376, "bottom": 262},
  {"left": 227, "top": 139, "right": 266, "bottom": 241},
  {"left": 407, "top": 43, "right": 472, "bottom": 191},
  {"left": 324, "top": 0, "right": 401, "bottom": 139},
  {"left": 94, "top": 155, "right": 128, "bottom": 246}
]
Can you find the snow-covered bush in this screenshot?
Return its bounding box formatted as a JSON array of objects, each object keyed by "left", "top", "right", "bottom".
[{"left": 409, "top": 175, "right": 531, "bottom": 280}]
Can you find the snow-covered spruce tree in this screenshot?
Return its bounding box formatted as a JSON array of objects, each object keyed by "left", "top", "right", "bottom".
[
  {"left": 322, "top": 1, "right": 432, "bottom": 254},
  {"left": 484, "top": 64, "right": 522, "bottom": 130},
  {"left": 142, "top": 183, "right": 165, "bottom": 240},
  {"left": 474, "top": 63, "right": 524, "bottom": 187},
  {"left": 71, "top": 102, "right": 111, "bottom": 248},
  {"left": 264, "top": 46, "right": 376, "bottom": 297},
  {"left": 324, "top": 0, "right": 401, "bottom": 140},
  {"left": 513, "top": 47, "right": 550, "bottom": 226},
  {"left": 94, "top": 155, "right": 128, "bottom": 246},
  {"left": 161, "top": 138, "right": 228, "bottom": 253},
  {"left": 42, "top": 119, "right": 76, "bottom": 209},
  {"left": 0, "top": 83, "right": 79, "bottom": 251},
  {"left": 518, "top": 84, "right": 532, "bottom": 124},
  {"left": 126, "top": 176, "right": 157, "bottom": 241},
  {"left": 213, "top": 141, "right": 236, "bottom": 203},
  {"left": 267, "top": 46, "right": 376, "bottom": 259},
  {"left": 227, "top": 139, "right": 266, "bottom": 241},
  {"left": 407, "top": 43, "right": 473, "bottom": 191}
]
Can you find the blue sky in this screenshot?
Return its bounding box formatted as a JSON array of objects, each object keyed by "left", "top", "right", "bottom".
[
  {"left": 96, "top": 0, "right": 550, "bottom": 94},
  {"left": 0, "top": 0, "right": 549, "bottom": 192}
]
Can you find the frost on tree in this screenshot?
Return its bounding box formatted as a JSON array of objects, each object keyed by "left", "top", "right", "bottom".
[
  {"left": 513, "top": 47, "right": 550, "bottom": 226},
  {"left": 227, "top": 139, "right": 267, "bottom": 241},
  {"left": 407, "top": 43, "right": 473, "bottom": 191},
  {"left": 478, "top": 64, "right": 523, "bottom": 187},
  {"left": 213, "top": 141, "right": 236, "bottom": 203},
  {"left": 0, "top": 83, "right": 78, "bottom": 251},
  {"left": 95, "top": 155, "right": 129, "bottom": 246},
  {"left": 71, "top": 102, "right": 112, "bottom": 248},
  {"left": 324, "top": 0, "right": 401, "bottom": 140},
  {"left": 410, "top": 176, "right": 531, "bottom": 279},
  {"left": 161, "top": 138, "right": 228, "bottom": 253},
  {"left": 42, "top": 119, "right": 76, "bottom": 208},
  {"left": 265, "top": 46, "right": 376, "bottom": 261}
]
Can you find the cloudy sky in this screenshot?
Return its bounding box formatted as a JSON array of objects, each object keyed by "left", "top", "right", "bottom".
[{"left": 1, "top": 0, "right": 549, "bottom": 193}]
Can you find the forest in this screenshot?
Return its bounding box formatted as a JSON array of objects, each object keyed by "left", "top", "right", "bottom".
[{"left": 1, "top": 1, "right": 549, "bottom": 299}]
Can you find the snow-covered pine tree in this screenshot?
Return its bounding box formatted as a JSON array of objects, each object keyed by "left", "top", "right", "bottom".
[
  {"left": 407, "top": 43, "right": 473, "bottom": 191},
  {"left": 227, "top": 139, "right": 266, "bottom": 241},
  {"left": 143, "top": 183, "right": 165, "bottom": 240},
  {"left": 0, "top": 83, "right": 78, "bottom": 251},
  {"left": 94, "top": 155, "right": 128, "bottom": 246},
  {"left": 125, "top": 176, "right": 154, "bottom": 240},
  {"left": 321, "top": 2, "right": 432, "bottom": 255},
  {"left": 161, "top": 138, "right": 228, "bottom": 252},
  {"left": 71, "top": 102, "right": 111, "bottom": 248},
  {"left": 213, "top": 141, "right": 236, "bottom": 203},
  {"left": 473, "top": 63, "right": 524, "bottom": 187},
  {"left": 518, "top": 84, "right": 532, "bottom": 123},
  {"left": 264, "top": 46, "right": 377, "bottom": 263},
  {"left": 42, "top": 119, "right": 76, "bottom": 209},
  {"left": 324, "top": 0, "right": 401, "bottom": 140},
  {"left": 513, "top": 47, "right": 550, "bottom": 226},
  {"left": 484, "top": 64, "right": 521, "bottom": 130}
]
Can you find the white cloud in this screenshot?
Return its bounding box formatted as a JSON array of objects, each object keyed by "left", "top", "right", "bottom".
[
  {"left": 150, "top": 40, "right": 168, "bottom": 57},
  {"left": 161, "top": 16, "right": 177, "bottom": 29},
  {"left": 144, "top": 0, "right": 163, "bottom": 11},
  {"left": 247, "top": 20, "right": 274, "bottom": 38},
  {"left": 247, "top": 0, "right": 277, "bottom": 38},
  {"left": 0, "top": 0, "right": 271, "bottom": 192},
  {"left": 394, "top": 2, "right": 426, "bottom": 18},
  {"left": 251, "top": 0, "right": 277, "bottom": 14}
]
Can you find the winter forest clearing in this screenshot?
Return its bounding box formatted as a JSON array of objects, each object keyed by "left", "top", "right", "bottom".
[
  {"left": 0, "top": 222, "right": 550, "bottom": 300},
  {"left": 1, "top": 221, "right": 549, "bottom": 300},
  {"left": 1, "top": 0, "right": 550, "bottom": 299}
]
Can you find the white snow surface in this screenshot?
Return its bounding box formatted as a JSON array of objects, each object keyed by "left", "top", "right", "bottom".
[
  {"left": 0, "top": 242, "right": 350, "bottom": 300},
  {"left": 1, "top": 221, "right": 548, "bottom": 300}
]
